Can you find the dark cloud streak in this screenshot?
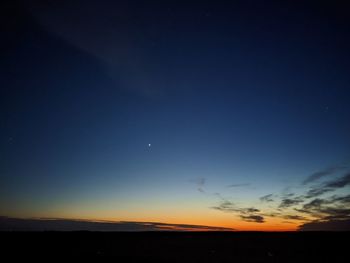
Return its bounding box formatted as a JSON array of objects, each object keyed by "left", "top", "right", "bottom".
[
  {"left": 303, "top": 165, "right": 348, "bottom": 185},
  {"left": 260, "top": 194, "right": 274, "bottom": 202},
  {"left": 240, "top": 215, "right": 265, "bottom": 223},
  {"left": 279, "top": 197, "right": 304, "bottom": 209},
  {"left": 0, "top": 217, "right": 234, "bottom": 231},
  {"left": 304, "top": 173, "right": 350, "bottom": 200},
  {"left": 189, "top": 177, "right": 206, "bottom": 194},
  {"left": 211, "top": 200, "right": 264, "bottom": 223},
  {"left": 325, "top": 173, "right": 350, "bottom": 188}
]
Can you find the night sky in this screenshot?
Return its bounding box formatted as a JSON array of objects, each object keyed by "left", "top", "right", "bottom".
[{"left": 1, "top": 0, "right": 350, "bottom": 231}]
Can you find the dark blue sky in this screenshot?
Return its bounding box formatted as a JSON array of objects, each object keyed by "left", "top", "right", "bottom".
[{"left": 1, "top": 0, "right": 350, "bottom": 230}]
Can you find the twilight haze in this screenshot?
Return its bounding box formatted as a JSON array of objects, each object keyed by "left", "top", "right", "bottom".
[{"left": 1, "top": 0, "right": 350, "bottom": 231}]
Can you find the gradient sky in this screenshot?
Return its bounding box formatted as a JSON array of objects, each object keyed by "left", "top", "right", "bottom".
[{"left": 1, "top": 0, "right": 350, "bottom": 231}]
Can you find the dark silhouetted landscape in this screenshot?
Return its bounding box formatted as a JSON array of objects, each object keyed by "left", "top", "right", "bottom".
[
  {"left": 1, "top": 217, "right": 349, "bottom": 261},
  {"left": 1, "top": 231, "right": 348, "bottom": 262}
]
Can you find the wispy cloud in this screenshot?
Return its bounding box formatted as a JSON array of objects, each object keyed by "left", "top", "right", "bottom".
[
  {"left": 202, "top": 163, "right": 349, "bottom": 229},
  {"left": 305, "top": 173, "right": 350, "bottom": 199},
  {"left": 303, "top": 165, "right": 348, "bottom": 185},
  {"left": 282, "top": 215, "right": 307, "bottom": 221},
  {"left": 211, "top": 200, "right": 264, "bottom": 223},
  {"left": 227, "top": 183, "right": 250, "bottom": 188},
  {"left": 296, "top": 192, "right": 350, "bottom": 230},
  {"left": 211, "top": 200, "right": 237, "bottom": 213},
  {"left": 260, "top": 194, "right": 274, "bottom": 202},
  {"left": 304, "top": 187, "right": 332, "bottom": 199},
  {"left": 189, "top": 177, "right": 206, "bottom": 193},
  {"left": 240, "top": 215, "right": 265, "bottom": 223},
  {"left": 325, "top": 173, "right": 350, "bottom": 188},
  {"left": 282, "top": 171, "right": 350, "bottom": 230},
  {"left": 332, "top": 194, "right": 350, "bottom": 204},
  {"left": 279, "top": 197, "right": 304, "bottom": 209},
  {"left": 197, "top": 187, "right": 205, "bottom": 193},
  {"left": 302, "top": 198, "right": 327, "bottom": 210},
  {"left": 211, "top": 200, "right": 260, "bottom": 214}
]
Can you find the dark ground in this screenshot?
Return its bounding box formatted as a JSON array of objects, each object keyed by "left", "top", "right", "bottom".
[{"left": 1, "top": 232, "right": 348, "bottom": 262}]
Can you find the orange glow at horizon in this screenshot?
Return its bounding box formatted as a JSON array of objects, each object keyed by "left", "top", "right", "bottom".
[
  {"left": 8, "top": 212, "right": 300, "bottom": 231},
  {"left": 3, "top": 201, "right": 304, "bottom": 231}
]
